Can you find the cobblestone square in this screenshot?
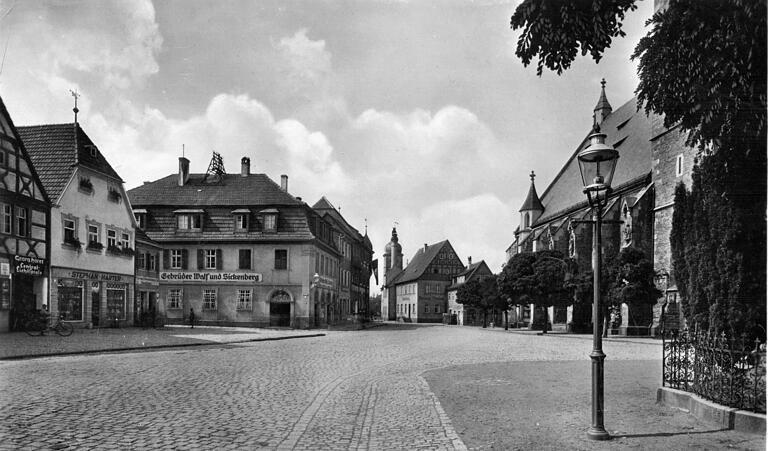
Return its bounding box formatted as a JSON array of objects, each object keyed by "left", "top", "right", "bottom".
[{"left": 0, "top": 324, "right": 762, "bottom": 450}]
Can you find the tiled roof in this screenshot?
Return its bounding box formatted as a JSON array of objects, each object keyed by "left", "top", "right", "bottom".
[
  {"left": 17, "top": 123, "right": 123, "bottom": 201},
  {"left": 448, "top": 260, "right": 492, "bottom": 290},
  {"left": 312, "top": 196, "right": 368, "bottom": 247},
  {"left": 135, "top": 227, "right": 160, "bottom": 247},
  {"left": 128, "top": 173, "right": 303, "bottom": 207},
  {"left": 392, "top": 240, "right": 456, "bottom": 285},
  {"left": 534, "top": 97, "right": 652, "bottom": 225}
]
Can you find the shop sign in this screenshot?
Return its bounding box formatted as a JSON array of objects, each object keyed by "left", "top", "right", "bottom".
[
  {"left": 13, "top": 255, "right": 45, "bottom": 276},
  {"left": 159, "top": 271, "right": 263, "bottom": 283},
  {"left": 68, "top": 271, "right": 128, "bottom": 282}
]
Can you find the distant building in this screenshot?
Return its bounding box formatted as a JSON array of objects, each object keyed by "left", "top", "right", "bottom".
[
  {"left": 128, "top": 154, "right": 341, "bottom": 329},
  {"left": 387, "top": 239, "right": 464, "bottom": 323},
  {"left": 134, "top": 227, "right": 161, "bottom": 326},
  {"left": 381, "top": 227, "right": 403, "bottom": 321},
  {"left": 19, "top": 121, "right": 136, "bottom": 328},
  {"left": 505, "top": 81, "right": 695, "bottom": 335},
  {"left": 446, "top": 258, "right": 493, "bottom": 326},
  {"left": 312, "top": 197, "right": 373, "bottom": 321},
  {"left": 0, "top": 97, "right": 51, "bottom": 332}
]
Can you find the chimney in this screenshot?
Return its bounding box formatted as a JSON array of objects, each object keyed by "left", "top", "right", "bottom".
[
  {"left": 424, "top": 243, "right": 428, "bottom": 252},
  {"left": 281, "top": 174, "right": 288, "bottom": 192},
  {"left": 468, "top": 256, "right": 472, "bottom": 265},
  {"left": 241, "top": 157, "right": 250, "bottom": 177},
  {"left": 178, "top": 157, "right": 190, "bottom": 186},
  {"left": 296, "top": 197, "right": 302, "bottom": 202}
]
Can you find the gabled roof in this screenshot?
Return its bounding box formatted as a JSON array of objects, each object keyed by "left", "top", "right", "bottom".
[
  {"left": 448, "top": 260, "right": 493, "bottom": 290},
  {"left": 392, "top": 240, "right": 456, "bottom": 285},
  {"left": 534, "top": 97, "right": 653, "bottom": 225},
  {"left": 18, "top": 123, "right": 123, "bottom": 201},
  {"left": 312, "top": 196, "right": 369, "bottom": 249},
  {"left": 128, "top": 173, "right": 303, "bottom": 207},
  {"left": 135, "top": 227, "right": 160, "bottom": 247},
  {"left": 0, "top": 98, "right": 51, "bottom": 205}
]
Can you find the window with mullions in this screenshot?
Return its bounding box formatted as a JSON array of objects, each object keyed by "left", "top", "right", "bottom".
[
  {"left": 204, "top": 249, "right": 217, "bottom": 269},
  {"left": 203, "top": 289, "right": 217, "bottom": 310},
  {"left": 168, "top": 289, "right": 182, "bottom": 309},
  {"left": 237, "top": 289, "right": 252, "bottom": 310},
  {"left": 275, "top": 249, "right": 287, "bottom": 270},
  {"left": 235, "top": 214, "right": 248, "bottom": 231},
  {"left": 0, "top": 204, "right": 11, "bottom": 234},
  {"left": 107, "top": 229, "right": 117, "bottom": 248},
  {"left": 177, "top": 214, "right": 202, "bottom": 230},
  {"left": 16, "top": 207, "right": 27, "bottom": 237},
  {"left": 239, "top": 249, "right": 252, "bottom": 270},
  {"left": 120, "top": 232, "right": 130, "bottom": 249},
  {"left": 88, "top": 224, "right": 99, "bottom": 245},
  {"left": 170, "top": 250, "right": 183, "bottom": 269},
  {"left": 264, "top": 214, "right": 276, "bottom": 232}
]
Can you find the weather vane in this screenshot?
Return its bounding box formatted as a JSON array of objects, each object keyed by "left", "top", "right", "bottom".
[{"left": 70, "top": 89, "right": 80, "bottom": 123}]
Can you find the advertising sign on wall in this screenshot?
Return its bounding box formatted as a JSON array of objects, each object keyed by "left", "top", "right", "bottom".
[
  {"left": 13, "top": 255, "right": 45, "bottom": 276},
  {"left": 159, "top": 272, "right": 263, "bottom": 283}
]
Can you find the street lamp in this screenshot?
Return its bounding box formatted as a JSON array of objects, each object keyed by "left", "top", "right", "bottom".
[{"left": 577, "top": 123, "right": 619, "bottom": 441}]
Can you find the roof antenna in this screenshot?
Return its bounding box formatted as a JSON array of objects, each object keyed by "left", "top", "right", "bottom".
[
  {"left": 182, "top": 143, "right": 185, "bottom": 158},
  {"left": 70, "top": 89, "right": 80, "bottom": 125},
  {"left": 364, "top": 218, "right": 368, "bottom": 235}
]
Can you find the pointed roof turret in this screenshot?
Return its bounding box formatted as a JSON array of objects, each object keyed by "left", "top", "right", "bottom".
[
  {"left": 593, "top": 78, "right": 613, "bottom": 127},
  {"left": 519, "top": 170, "right": 544, "bottom": 212}
]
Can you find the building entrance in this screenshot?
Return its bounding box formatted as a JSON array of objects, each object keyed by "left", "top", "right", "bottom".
[
  {"left": 269, "top": 303, "right": 290, "bottom": 327},
  {"left": 11, "top": 274, "right": 35, "bottom": 331}
]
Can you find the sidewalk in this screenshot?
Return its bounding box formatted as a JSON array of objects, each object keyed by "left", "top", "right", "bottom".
[{"left": 0, "top": 325, "right": 324, "bottom": 360}]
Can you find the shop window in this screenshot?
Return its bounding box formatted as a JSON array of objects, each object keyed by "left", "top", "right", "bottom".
[
  {"left": 106, "top": 284, "right": 126, "bottom": 320},
  {"left": 274, "top": 249, "right": 287, "bottom": 270},
  {"left": 57, "top": 280, "right": 84, "bottom": 321},
  {"left": 168, "top": 289, "right": 182, "bottom": 309},
  {"left": 0, "top": 203, "right": 11, "bottom": 234},
  {"left": 203, "top": 289, "right": 217, "bottom": 310},
  {"left": 16, "top": 207, "right": 27, "bottom": 237},
  {"left": 239, "top": 249, "right": 252, "bottom": 270},
  {"left": 237, "top": 289, "right": 252, "bottom": 310}
]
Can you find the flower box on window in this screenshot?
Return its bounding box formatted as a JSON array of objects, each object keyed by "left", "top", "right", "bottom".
[
  {"left": 107, "top": 244, "right": 123, "bottom": 255},
  {"left": 64, "top": 237, "right": 82, "bottom": 249},
  {"left": 121, "top": 247, "right": 135, "bottom": 257},
  {"left": 87, "top": 241, "right": 104, "bottom": 251}
]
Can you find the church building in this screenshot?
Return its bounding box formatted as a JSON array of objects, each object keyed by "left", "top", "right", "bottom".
[{"left": 505, "top": 80, "right": 695, "bottom": 335}]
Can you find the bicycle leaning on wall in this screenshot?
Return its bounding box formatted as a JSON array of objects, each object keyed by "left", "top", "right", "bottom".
[{"left": 25, "top": 310, "right": 74, "bottom": 337}]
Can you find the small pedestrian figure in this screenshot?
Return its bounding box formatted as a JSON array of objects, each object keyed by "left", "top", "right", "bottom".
[{"left": 189, "top": 308, "right": 196, "bottom": 329}]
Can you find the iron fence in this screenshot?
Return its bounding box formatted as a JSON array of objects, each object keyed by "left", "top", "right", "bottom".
[{"left": 663, "top": 329, "right": 766, "bottom": 413}]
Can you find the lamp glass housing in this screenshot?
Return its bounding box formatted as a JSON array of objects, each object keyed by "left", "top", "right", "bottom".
[{"left": 577, "top": 132, "right": 619, "bottom": 193}]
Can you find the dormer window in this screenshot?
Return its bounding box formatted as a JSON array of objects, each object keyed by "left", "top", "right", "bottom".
[
  {"left": 232, "top": 209, "right": 251, "bottom": 232},
  {"left": 174, "top": 209, "right": 203, "bottom": 231},
  {"left": 134, "top": 209, "right": 147, "bottom": 229},
  {"left": 260, "top": 208, "right": 278, "bottom": 233}
]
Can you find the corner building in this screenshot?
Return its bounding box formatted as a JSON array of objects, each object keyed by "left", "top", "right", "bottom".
[
  {"left": 0, "top": 98, "right": 51, "bottom": 332},
  {"left": 128, "top": 156, "right": 340, "bottom": 329}
]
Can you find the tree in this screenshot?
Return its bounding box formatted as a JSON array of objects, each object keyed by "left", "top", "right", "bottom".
[
  {"left": 457, "top": 279, "right": 487, "bottom": 327},
  {"left": 498, "top": 250, "right": 572, "bottom": 333},
  {"left": 511, "top": 0, "right": 766, "bottom": 338}
]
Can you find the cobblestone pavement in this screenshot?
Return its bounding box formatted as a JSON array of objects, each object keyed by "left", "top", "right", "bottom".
[{"left": 0, "top": 324, "right": 757, "bottom": 450}]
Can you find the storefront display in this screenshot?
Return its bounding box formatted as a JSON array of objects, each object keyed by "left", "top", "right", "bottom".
[
  {"left": 57, "top": 279, "right": 84, "bottom": 321},
  {"left": 106, "top": 283, "right": 126, "bottom": 320}
]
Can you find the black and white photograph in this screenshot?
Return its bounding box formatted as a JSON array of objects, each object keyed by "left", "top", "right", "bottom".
[{"left": 0, "top": 0, "right": 765, "bottom": 449}]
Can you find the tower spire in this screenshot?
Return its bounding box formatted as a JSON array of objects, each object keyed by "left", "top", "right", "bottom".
[
  {"left": 593, "top": 78, "right": 612, "bottom": 127},
  {"left": 70, "top": 89, "right": 80, "bottom": 124}
]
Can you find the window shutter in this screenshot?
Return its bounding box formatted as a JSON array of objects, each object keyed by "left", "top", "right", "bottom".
[
  {"left": 216, "top": 249, "right": 222, "bottom": 269},
  {"left": 182, "top": 249, "right": 189, "bottom": 269},
  {"left": 197, "top": 249, "right": 204, "bottom": 270},
  {"left": 163, "top": 249, "right": 169, "bottom": 269}
]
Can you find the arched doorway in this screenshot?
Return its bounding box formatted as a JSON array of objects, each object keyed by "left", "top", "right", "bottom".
[{"left": 269, "top": 290, "right": 292, "bottom": 327}]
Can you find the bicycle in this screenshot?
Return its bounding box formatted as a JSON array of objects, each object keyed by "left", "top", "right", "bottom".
[{"left": 25, "top": 313, "right": 74, "bottom": 337}]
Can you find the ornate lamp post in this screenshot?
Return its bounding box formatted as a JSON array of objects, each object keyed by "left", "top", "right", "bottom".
[{"left": 577, "top": 124, "right": 619, "bottom": 441}]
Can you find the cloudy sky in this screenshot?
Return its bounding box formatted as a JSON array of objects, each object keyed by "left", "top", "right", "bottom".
[{"left": 0, "top": 0, "right": 653, "bottom": 286}]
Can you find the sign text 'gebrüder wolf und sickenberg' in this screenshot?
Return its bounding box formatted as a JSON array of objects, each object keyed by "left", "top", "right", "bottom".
[{"left": 159, "top": 272, "right": 263, "bottom": 282}]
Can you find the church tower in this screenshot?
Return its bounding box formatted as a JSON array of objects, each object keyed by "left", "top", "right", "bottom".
[
  {"left": 383, "top": 227, "right": 403, "bottom": 274},
  {"left": 382, "top": 227, "right": 403, "bottom": 320},
  {"left": 518, "top": 171, "right": 544, "bottom": 248}
]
